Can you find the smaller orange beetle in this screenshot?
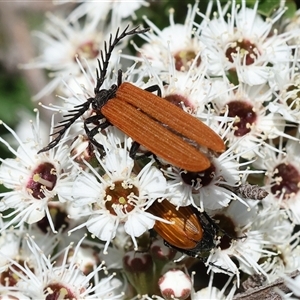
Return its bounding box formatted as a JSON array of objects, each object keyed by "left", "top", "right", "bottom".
[{"left": 147, "top": 200, "right": 216, "bottom": 259}]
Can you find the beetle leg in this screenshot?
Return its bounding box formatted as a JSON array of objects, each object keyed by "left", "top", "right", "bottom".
[
  {"left": 129, "top": 141, "right": 140, "bottom": 158},
  {"left": 129, "top": 141, "right": 153, "bottom": 160},
  {"left": 117, "top": 69, "right": 123, "bottom": 87},
  {"left": 129, "top": 141, "right": 163, "bottom": 167},
  {"left": 144, "top": 84, "right": 162, "bottom": 97},
  {"left": 84, "top": 115, "right": 111, "bottom": 150}
]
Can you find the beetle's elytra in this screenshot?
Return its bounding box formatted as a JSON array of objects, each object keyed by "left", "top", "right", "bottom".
[
  {"left": 147, "top": 200, "right": 216, "bottom": 259},
  {"left": 38, "top": 25, "right": 225, "bottom": 172}
]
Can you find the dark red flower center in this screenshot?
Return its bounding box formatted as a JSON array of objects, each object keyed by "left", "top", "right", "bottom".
[
  {"left": 213, "top": 214, "right": 238, "bottom": 250},
  {"left": 174, "top": 49, "right": 201, "bottom": 72},
  {"left": 76, "top": 41, "right": 99, "bottom": 60},
  {"left": 271, "top": 163, "right": 300, "bottom": 199},
  {"left": 225, "top": 39, "right": 259, "bottom": 65},
  {"left": 26, "top": 162, "right": 57, "bottom": 199},
  {"left": 37, "top": 204, "right": 69, "bottom": 233},
  {"left": 181, "top": 164, "right": 216, "bottom": 189},
  {"left": 285, "top": 84, "right": 300, "bottom": 110},
  {"left": 104, "top": 180, "right": 139, "bottom": 215},
  {"left": 164, "top": 93, "right": 194, "bottom": 111},
  {"left": 44, "top": 283, "right": 79, "bottom": 300},
  {"left": 0, "top": 260, "right": 34, "bottom": 287},
  {"left": 227, "top": 100, "right": 256, "bottom": 136}
]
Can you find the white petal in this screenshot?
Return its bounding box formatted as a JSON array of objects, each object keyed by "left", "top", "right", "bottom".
[
  {"left": 124, "top": 211, "right": 155, "bottom": 237},
  {"left": 87, "top": 214, "right": 117, "bottom": 242}
]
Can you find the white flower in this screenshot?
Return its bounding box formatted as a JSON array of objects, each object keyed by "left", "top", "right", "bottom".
[
  {"left": 206, "top": 200, "right": 271, "bottom": 285},
  {"left": 0, "top": 112, "right": 75, "bottom": 232},
  {"left": 212, "top": 78, "right": 291, "bottom": 160},
  {"left": 0, "top": 226, "right": 22, "bottom": 270},
  {"left": 94, "top": 277, "right": 125, "bottom": 300},
  {"left": 22, "top": 13, "right": 126, "bottom": 100},
  {"left": 164, "top": 138, "right": 258, "bottom": 211},
  {"left": 263, "top": 136, "right": 300, "bottom": 224},
  {"left": 7, "top": 235, "right": 123, "bottom": 299},
  {"left": 191, "top": 272, "right": 236, "bottom": 300},
  {"left": 68, "top": 133, "right": 167, "bottom": 253},
  {"left": 0, "top": 289, "right": 31, "bottom": 300},
  {"left": 65, "top": 0, "right": 148, "bottom": 22},
  {"left": 138, "top": 2, "right": 207, "bottom": 75},
  {"left": 262, "top": 230, "right": 300, "bottom": 282},
  {"left": 197, "top": 0, "right": 295, "bottom": 86},
  {"left": 0, "top": 227, "right": 60, "bottom": 289},
  {"left": 269, "top": 63, "right": 300, "bottom": 124},
  {"left": 237, "top": 202, "right": 300, "bottom": 282}
]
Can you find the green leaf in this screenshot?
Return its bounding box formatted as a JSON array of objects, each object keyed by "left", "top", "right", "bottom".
[
  {"left": 258, "top": 0, "right": 285, "bottom": 17},
  {"left": 283, "top": 0, "right": 297, "bottom": 19},
  {"left": 0, "top": 67, "right": 33, "bottom": 126}
]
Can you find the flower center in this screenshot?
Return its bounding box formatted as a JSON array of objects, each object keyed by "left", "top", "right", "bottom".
[
  {"left": 285, "top": 84, "right": 300, "bottom": 110},
  {"left": 37, "top": 204, "right": 69, "bottom": 233},
  {"left": 181, "top": 164, "right": 216, "bottom": 189},
  {"left": 0, "top": 259, "right": 34, "bottom": 286},
  {"left": 104, "top": 180, "right": 139, "bottom": 215},
  {"left": 164, "top": 93, "right": 194, "bottom": 111},
  {"left": 227, "top": 100, "right": 256, "bottom": 136},
  {"left": 76, "top": 40, "right": 99, "bottom": 60},
  {"left": 27, "top": 162, "right": 57, "bottom": 199},
  {"left": 212, "top": 214, "right": 238, "bottom": 250},
  {"left": 271, "top": 163, "right": 300, "bottom": 199},
  {"left": 174, "top": 49, "right": 201, "bottom": 72},
  {"left": 44, "top": 283, "right": 78, "bottom": 300},
  {"left": 225, "top": 39, "right": 259, "bottom": 65}
]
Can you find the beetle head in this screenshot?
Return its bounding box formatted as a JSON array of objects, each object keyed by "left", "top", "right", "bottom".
[{"left": 92, "top": 84, "right": 118, "bottom": 110}]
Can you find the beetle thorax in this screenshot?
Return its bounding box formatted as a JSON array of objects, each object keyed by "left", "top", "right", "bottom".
[{"left": 92, "top": 84, "right": 118, "bottom": 110}]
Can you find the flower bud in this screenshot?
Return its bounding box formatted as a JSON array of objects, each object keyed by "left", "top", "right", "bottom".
[
  {"left": 123, "top": 251, "right": 155, "bottom": 295},
  {"left": 158, "top": 269, "right": 192, "bottom": 300}
]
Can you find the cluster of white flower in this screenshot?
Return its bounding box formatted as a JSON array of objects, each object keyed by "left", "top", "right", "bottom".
[{"left": 1, "top": 0, "right": 300, "bottom": 299}]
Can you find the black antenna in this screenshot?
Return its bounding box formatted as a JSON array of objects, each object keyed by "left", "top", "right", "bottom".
[
  {"left": 38, "top": 25, "right": 149, "bottom": 154},
  {"left": 37, "top": 102, "right": 90, "bottom": 153},
  {"left": 94, "top": 25, "right": 149, "bottom": 93}
]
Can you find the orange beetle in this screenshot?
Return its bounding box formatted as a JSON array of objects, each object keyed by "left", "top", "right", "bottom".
[
  {"left": 38, "top": 25, "right": 225, "bottom": 172},
  {"left": 147, "top": 200, "right": 216, "bottom": 258}
]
